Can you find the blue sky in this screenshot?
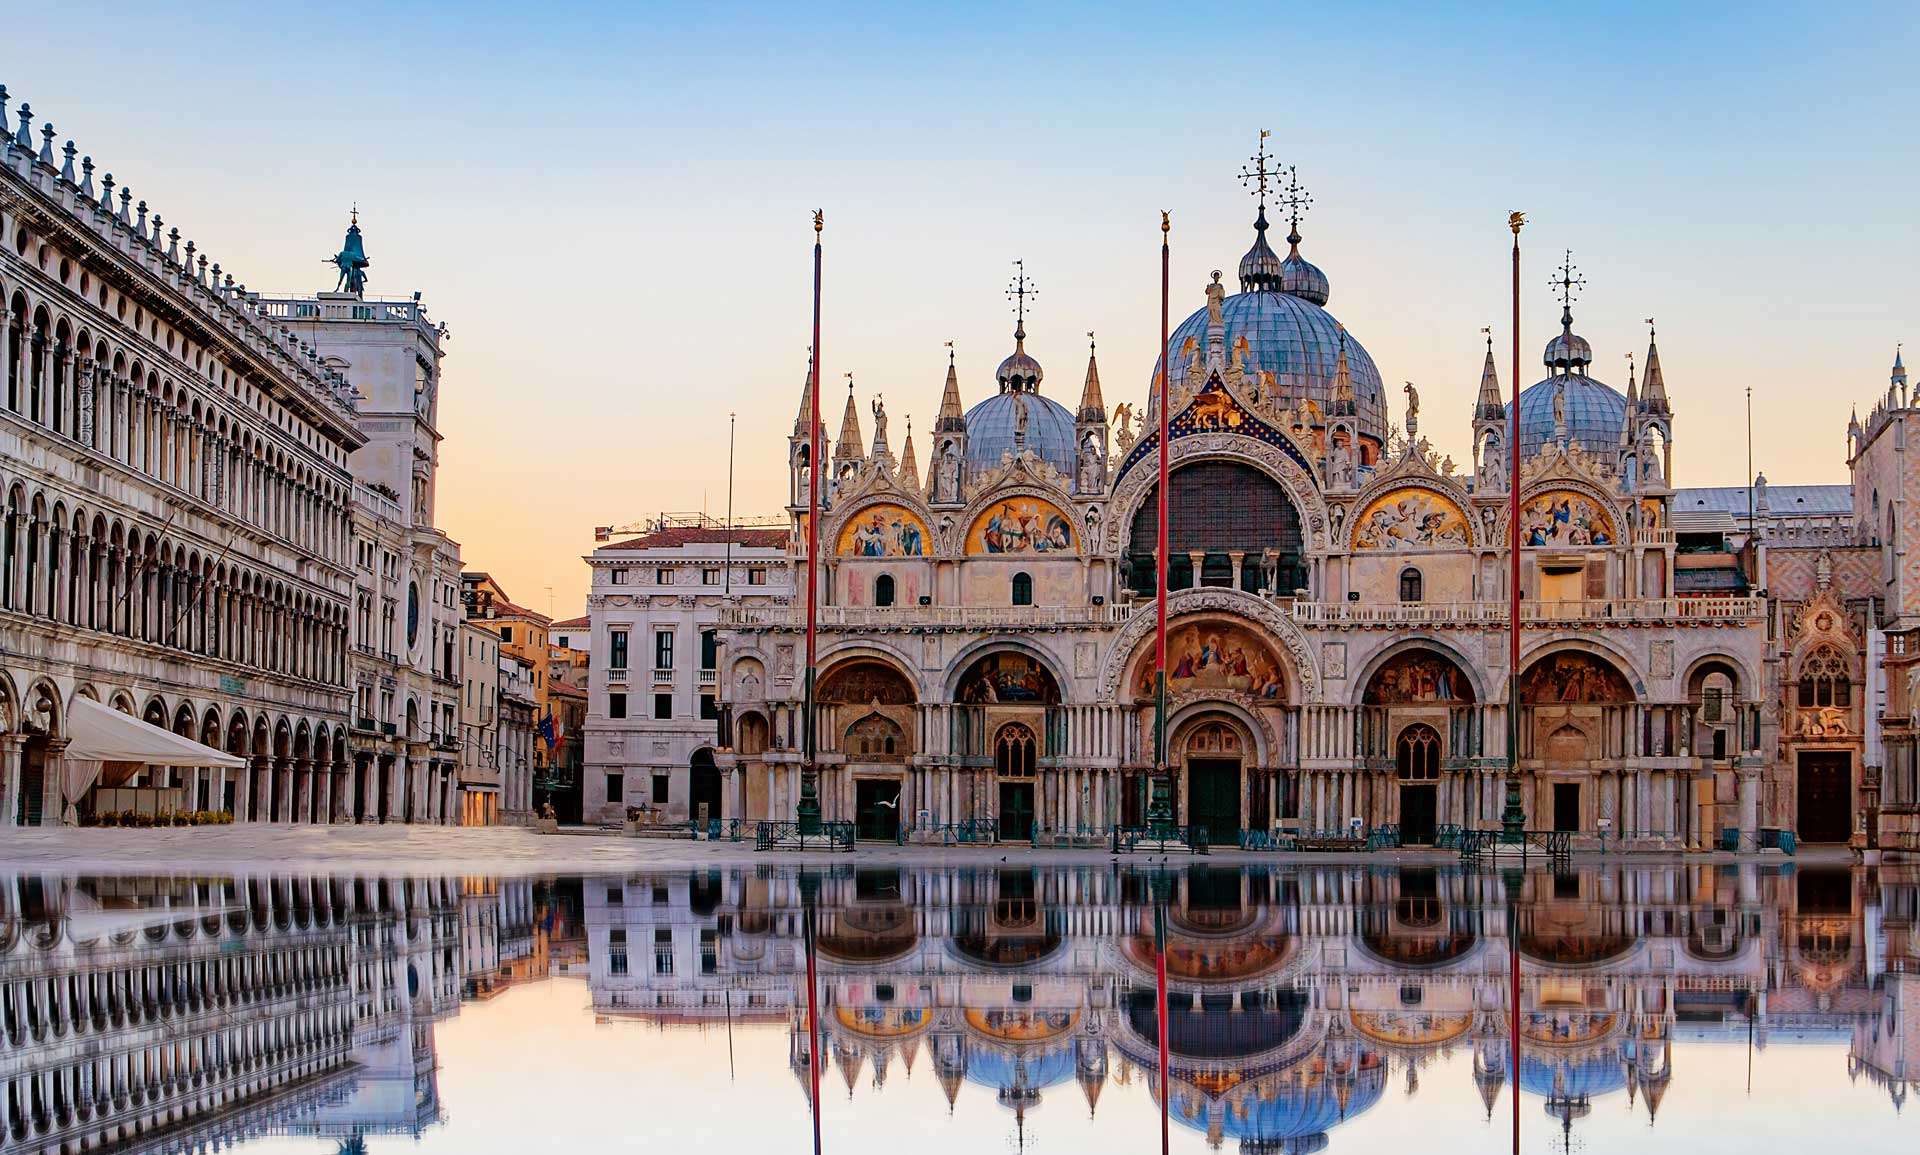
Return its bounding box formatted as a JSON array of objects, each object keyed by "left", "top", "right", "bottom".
[{"left": 10, "top": 1, "right": 1916, "bottom": 612}]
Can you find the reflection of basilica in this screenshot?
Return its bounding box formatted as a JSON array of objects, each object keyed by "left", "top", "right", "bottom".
[
  {"left": 0, "top": 874, "right": 546, "bottom": 1155},
  {"left": 711, "top": 144, "right": 1920, "bottom": 853},
  {"left": 587, "top": 865, "right": 1920, "bottom": 1150}
]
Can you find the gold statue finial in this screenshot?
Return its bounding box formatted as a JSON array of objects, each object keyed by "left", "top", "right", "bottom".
[
  {"left": 813, "top": 208, "right": 823, "bottom": 234},
  {"left": 1087, "top": 329, "right": 1096, "bottom": 352},
  {"left": 350, "top": 202, "right": 358, "bottom": 227},
  {"left": 1508, "top": 211, "right": 1526, "bottom": 234},
  {"left": 1161, "top": 210, "right": 1171, "bottom": 234}
]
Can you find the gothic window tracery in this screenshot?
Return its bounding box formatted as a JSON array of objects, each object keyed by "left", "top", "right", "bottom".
[
  {"left": 1798, "top": 646, "right": 1852, "bottom": 709},
  {"left": 995, "top": 723, "right": 1036, "bottom": 778}
]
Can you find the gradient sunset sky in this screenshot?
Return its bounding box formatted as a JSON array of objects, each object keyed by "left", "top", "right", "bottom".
[{"left": 11, "top": 1, "right": 1917, "bottom": 616}]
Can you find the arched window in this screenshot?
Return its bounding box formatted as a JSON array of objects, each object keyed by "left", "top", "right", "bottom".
[
  {"left": 1011, "top": 572, "right": 1033, "bottom": 606},
  {"left": 1398, "top": 567, "right": 1422, "bottom": 603},
  {"left": 995, "top": 723, "right": 1036, "bottom": 778},
  {"left": 845, "top": 713, "right": 904, "bottom": 758},
  {"left": 1798, "top": 646, "right": 1851, "bottom": 708},
  {"left": 1396, "top": 724, "right": 1440, "bottom": 781},
  {"left": 874, "top": 574, "right": 895, "bottom": 607}
]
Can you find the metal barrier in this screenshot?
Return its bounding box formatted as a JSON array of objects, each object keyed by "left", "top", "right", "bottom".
[
  {"left": 1457, "top": 829, "right": 1572, "bottom": 861},
  {"left": 898, "top": 819, "right": 1001, "bottom": 846},
  {"left": 753, "top": 820, "right": 856, "bottom": 852},
  {"left": 1112, "top": 825, "right": 1210, "bottom": 855},
  {"left": 1367, "top": 823, "right": 1401, "bottom": 852}
]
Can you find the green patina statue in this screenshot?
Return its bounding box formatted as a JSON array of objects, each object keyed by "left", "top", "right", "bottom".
[{"left": 326, "top": 208, "right": 370, "bottom": 295}]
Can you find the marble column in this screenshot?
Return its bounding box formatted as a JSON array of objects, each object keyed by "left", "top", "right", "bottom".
[{"left": 0, "top": 735, "right": 20, "bottom": 827}]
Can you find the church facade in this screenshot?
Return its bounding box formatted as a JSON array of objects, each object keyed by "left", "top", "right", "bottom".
[{"left": 715, "top": 166, "right": 1906, "bottom": 852}]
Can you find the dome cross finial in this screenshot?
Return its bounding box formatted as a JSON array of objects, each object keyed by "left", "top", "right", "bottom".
[
  {"left": 1279, "top": 162, "right": 1312, "bottom": 239},
  {"left": 1238, "top": 129, "right": 1275, "bottom": 210},
  {"left": 1551, "top": 250, "right": 1585, "bottom": 312},
  {"left": 1006, "top": 259, "right": 1036, "bottom": 336}
]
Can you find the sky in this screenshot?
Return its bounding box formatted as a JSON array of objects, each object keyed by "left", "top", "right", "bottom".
[
  {"left": 10, "top": 1, "right": 1918, "bottom": 617},
  {"left": 236, "top": 975, "right": 1915, "bottom": 1155}
]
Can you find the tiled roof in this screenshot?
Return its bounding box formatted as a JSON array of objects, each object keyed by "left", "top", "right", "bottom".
[
  {"left": 551, "top": 615, "right": 589, "bottom": 629},
  {"left": 601, "top": 527, "right": 787, "bottom": 551},
  {"left": 1674, "top": 484, "right": 1852, "bottom": 517},
  {"left": 489, "top": 599, "right": 551, "bottom": 625}
]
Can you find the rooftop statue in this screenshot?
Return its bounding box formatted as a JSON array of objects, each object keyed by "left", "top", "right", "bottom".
[{"left": 326, "top": 208, "right": 370, "bottom": 296}]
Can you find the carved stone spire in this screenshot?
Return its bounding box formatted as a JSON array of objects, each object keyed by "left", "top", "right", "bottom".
[
  {"left": 1641, "top": 319, "right": 1670, "bottom": 415},
  {"left": 1475, "top": 328, "right": 1504, "bottom": 421},
  {"left": 1077, "top": 332, "right": 1104, "bottom": 420},
  {"left": 792, "top": 353, "right": 817, "bottom": 437},
  {"left": 834, "top": 375, "right": 864, "bottom": 463},
  {"left": 899, "top": 417, "right": 920, "bottom": 494},
  {"left": 1622, "top": 352, "right": 1638, "bottom": 447},
  {"left": 935, "top": 344, "right": 965, "bottom": 432}
]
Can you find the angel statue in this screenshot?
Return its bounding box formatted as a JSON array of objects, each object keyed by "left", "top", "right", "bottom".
[
  {"left": 1402, "top": 380, "right": 1420, "bottom": 421},
  {"left": 1113, "top": 402, "right": 1135, "bottom": 441},
  {"left": 871, "top": 396, "right": 888, "bottom": 445}
]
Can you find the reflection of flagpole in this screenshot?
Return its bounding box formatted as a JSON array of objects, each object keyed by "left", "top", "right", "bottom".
[
  {"left": 1155, "top": 889, "right": 1171, "bottom": 1155},
  {"left": 1151, "top": 212, "right": 1172, "bottom": 834},
  {"left": 799, "top": 212, "right": 824, "bottom": 833},
  {"left": 803, "top": 881, "right": 823, "bottom": 1155}
]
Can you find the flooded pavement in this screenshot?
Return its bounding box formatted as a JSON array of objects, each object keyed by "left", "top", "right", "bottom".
[{"left": 1, "top": 863, "right": 1914, "bottom": 1154}]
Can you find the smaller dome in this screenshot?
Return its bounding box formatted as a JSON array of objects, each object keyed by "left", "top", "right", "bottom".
[
  {"left": 1279, "top": 226, "right": 1330, "bottom": 307},
  {"left": 1543, "top": 306, "right": 1592, "bottom": 370},
  {"left": 1238, "top": 206, "right": 1285, "bottom": 292},
  {"left": 996, "top": 325, "right": 1044, "bottom": 391}
]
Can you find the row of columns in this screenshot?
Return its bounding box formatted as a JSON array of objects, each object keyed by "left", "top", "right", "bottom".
[
  {"left": 1, "top": 315, "right": 351, "bottom": 561},
  {"left": 1, "top": 511, "right": 349, "bottom": 685}
]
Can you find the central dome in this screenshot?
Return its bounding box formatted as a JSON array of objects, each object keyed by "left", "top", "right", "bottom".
[
  {"left": 1511, "top": 374, "right": 1626, "bottom": 460},
  {"left": 964, "top": 390, "right": 1077, "bottom": 474},
  {"left": 1159, "top": 290, "right": 1388, "bottom": 443}
]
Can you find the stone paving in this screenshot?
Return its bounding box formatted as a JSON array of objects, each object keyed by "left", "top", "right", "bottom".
[{"left": 0, "top": 824, "right": 1850, "bottom": 875}]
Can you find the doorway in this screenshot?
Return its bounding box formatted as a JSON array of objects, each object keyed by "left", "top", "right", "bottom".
[
  {"left": 998, "top": 781, "right": 1034, "bottom": 841},
  {"left": 1797, "top": 751, "right": 1852, "bottom": 843},
  {"left": 690, "top": 748, "right": 722, "bottom": 830},
  {"left": 1396, "top": 724, "right": 1441, "bottom": 844},
  {"left": 1187, "top": 758, "right": 1241, "bottom": 845},
  {"left": 16, "top": 741, "right": 46, "bottom": 826},
  {"left": 855, "top": 778, "right": 901, "bottom": 841},
  {"left": 1553, "top": 783, "right": 1581, "bottom": 833},
  {"left": 1399, "top": 784, "right": 1437, "bottom": 845}
]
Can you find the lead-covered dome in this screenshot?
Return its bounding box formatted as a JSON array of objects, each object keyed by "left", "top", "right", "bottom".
[
  {"left": 1510, "top": 305, "right": 1626, "bottom": 460},
  {"left": 964, "top": 391, "right": 1076, "bottom": 473},
  {"left": 1158, "top": 288, "right": 1388, "bottom": 443}
]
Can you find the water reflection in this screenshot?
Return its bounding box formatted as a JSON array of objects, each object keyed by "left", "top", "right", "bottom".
[{"left": 1, "top": 865, "right": 1915, "bottom": 1153}]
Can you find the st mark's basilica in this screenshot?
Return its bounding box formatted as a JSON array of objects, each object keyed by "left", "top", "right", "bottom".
[{"left": 713, "top": 154, "right": 1920, "bottom": 855}]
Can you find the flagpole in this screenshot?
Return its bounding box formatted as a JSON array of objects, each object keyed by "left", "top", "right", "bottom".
[
  {"left": 798, "top": 211, "right": 824, "bottom": 834},
  {"left": 1503, "top": 212, "right": 1527, "bottom": 841},
  {"left": 1505, "top": 211, "right": 1525, "bottom": 1155},
  {"left": 1150, "top": 211, "right": 1173, "bottom": 837},
  {"left": 725, "top": 411, "right": 735, "bottom": 596}
]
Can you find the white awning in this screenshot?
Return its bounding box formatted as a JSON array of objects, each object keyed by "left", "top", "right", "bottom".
[{"left": 65, "top": 697, "right": 247, "bottom": 769}]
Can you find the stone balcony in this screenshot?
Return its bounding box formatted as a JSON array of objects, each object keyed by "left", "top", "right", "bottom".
[
  {"left": 719, "top": 603, "right": 1136, "bottom": 632},
  {"left": 1291, "top": 596, "right": 1766, "bottom": 628}
]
